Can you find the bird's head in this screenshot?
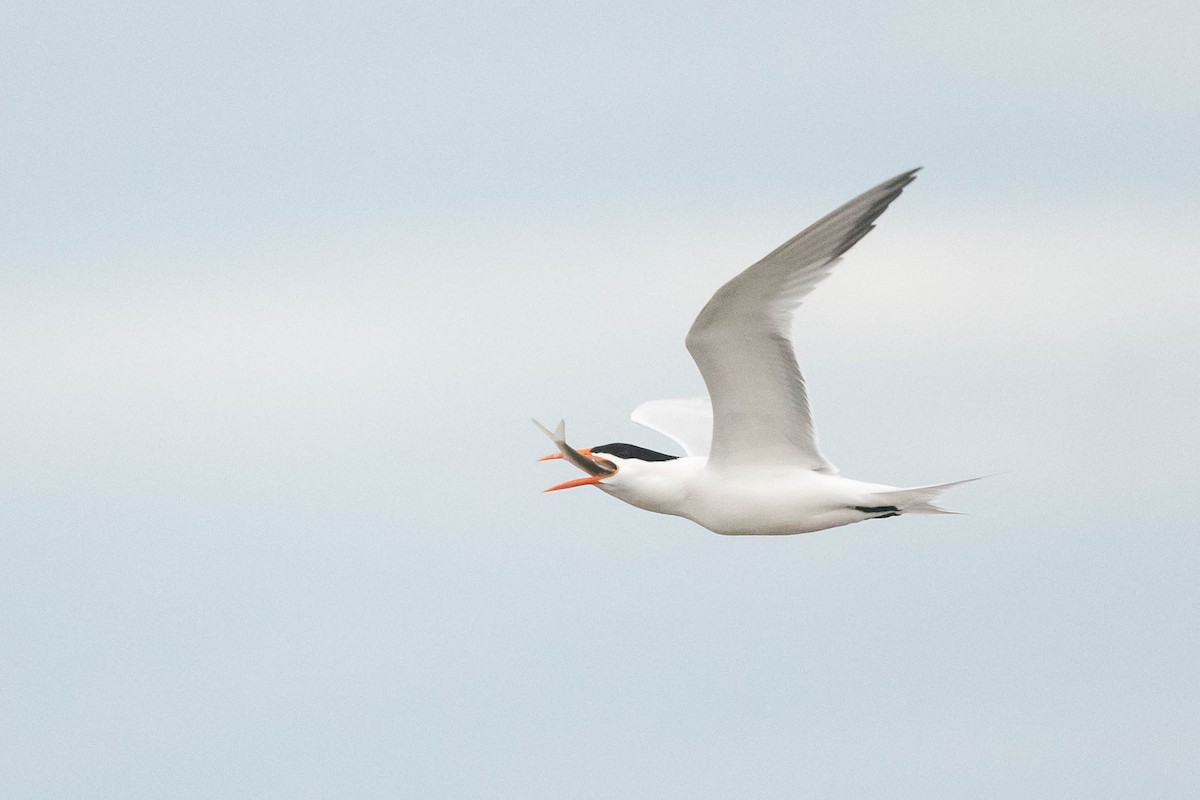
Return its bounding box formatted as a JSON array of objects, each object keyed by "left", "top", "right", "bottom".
[{"left": 537, "top": 442, "right": 679, "bottom": 492}]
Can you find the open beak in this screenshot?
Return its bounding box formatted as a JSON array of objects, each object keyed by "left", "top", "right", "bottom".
[
  {"left": 544, "top": 453, "right": 619, "bottom": 491},
  {"left": 539, "top": 449, "right": 618, "bottom": 492},
  {"left": 532, "top": 419, "right": 618, "bottom": 492}
]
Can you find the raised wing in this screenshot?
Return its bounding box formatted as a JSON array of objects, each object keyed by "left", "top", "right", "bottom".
[
  {"left": 684, "top": 169, "right": 920, "bottom": 471},
  {"left": 630, "top": 397, "right": 713, "bottom": 457}
]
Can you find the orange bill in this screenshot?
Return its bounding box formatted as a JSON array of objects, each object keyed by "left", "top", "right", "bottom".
[
  {"left": 538, "top": 448, "right": 592, "bottom": 462},
  {"left": 543, "top": 474, "right": 606, "bottom": 492}
]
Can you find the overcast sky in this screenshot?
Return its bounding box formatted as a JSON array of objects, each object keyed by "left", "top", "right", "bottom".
[{"left": 2, "top": 2, "right": 1199, "bottom": 797}]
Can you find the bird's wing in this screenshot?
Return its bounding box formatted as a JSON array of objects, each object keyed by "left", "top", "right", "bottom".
[
  {"left": 684, "top": 168, "right": 920, "bottom": 471},
  {"left": 630, "top": 397, "right": 713, "bottom": 457}
]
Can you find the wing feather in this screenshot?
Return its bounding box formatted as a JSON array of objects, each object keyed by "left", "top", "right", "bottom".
[
  {"left": 630, "top": 397, "right": 712, "bottom": 457},
  {"left": 685, "top": 169, "right": 920, "bottom": 470}
]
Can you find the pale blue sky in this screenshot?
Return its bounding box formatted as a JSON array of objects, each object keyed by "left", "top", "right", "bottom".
[{"left": 2, "top": 2, "right": 1198, "bottom": 797}]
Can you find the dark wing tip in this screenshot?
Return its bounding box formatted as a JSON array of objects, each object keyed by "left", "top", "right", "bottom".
[
  {"left": 826, "top": 167, "right": 923, "bottom": 256},
  {"left": 750, "top": 167, "right": 925, "bottom": 270}
]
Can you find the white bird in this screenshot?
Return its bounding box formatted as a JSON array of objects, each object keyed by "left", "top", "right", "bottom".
[{"left": 536, "top": 169, "right": 979, "bottom": 535}]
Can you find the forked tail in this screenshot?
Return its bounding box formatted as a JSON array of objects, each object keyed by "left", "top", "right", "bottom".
[{"left": 865, "top": 477, "right": 985, "bottom": 515}]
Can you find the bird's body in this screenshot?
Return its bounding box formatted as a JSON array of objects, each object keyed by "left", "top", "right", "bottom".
[
  {"left": 536, "top": 169, "right": 979, "bottom": 536},
  {"left": 596, "top": 456, "right": 968, "bottom": 536}
]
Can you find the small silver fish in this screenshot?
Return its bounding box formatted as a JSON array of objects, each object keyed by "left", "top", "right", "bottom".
[{"left": 532, "top": 419, "right": 616, "bottom": 477}]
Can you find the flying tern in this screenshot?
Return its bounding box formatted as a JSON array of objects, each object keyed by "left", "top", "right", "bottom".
[{"left": 536, "top": 169, "right": 978, "bottom": 535}]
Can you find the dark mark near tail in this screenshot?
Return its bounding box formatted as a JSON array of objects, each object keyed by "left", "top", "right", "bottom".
[{"left": 853, "top": 505, "right": 900, "bottom": 515}]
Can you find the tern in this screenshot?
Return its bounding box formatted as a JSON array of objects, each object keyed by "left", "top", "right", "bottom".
[{"left": 536, "top": 169, "right": 979, "bottom": 535}]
